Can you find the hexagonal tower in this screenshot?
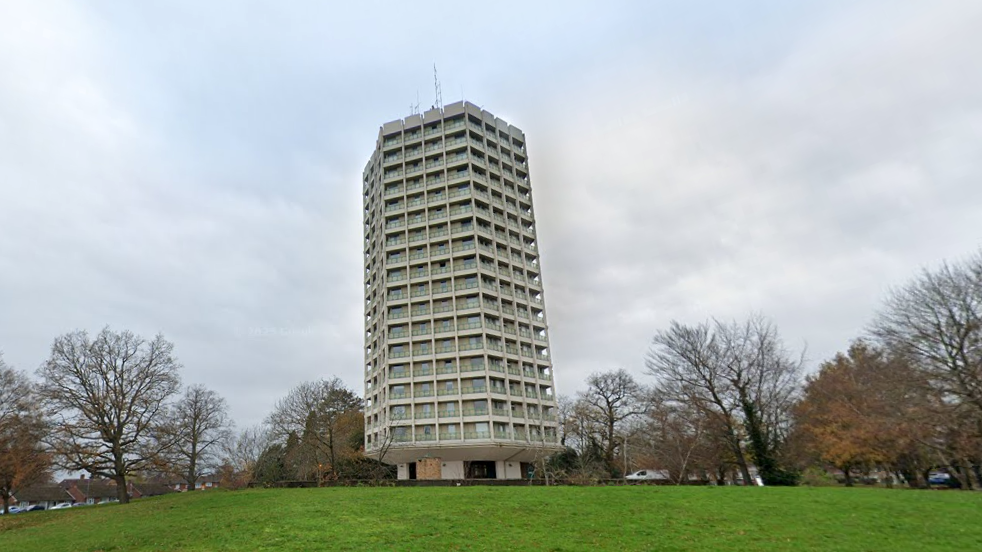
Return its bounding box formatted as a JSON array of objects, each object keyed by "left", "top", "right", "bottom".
[{"left": 362, "top": 101, "right": 560, "bottom": 480}]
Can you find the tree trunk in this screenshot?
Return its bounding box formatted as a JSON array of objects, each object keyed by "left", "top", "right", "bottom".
[
  {"left": 187, "top": 455, "right": 197, "bottom": 491},
  {"left": 732, "top": 445, "right": 752, "bottom": 485},
  {"left": 2, "top": 494, "right": 9, "bottom": 515},
  {"left": 115, "top": 474, "right": 129, "bottom": 504},
  {"left": 842, "top": 466, "right": 854, "bottom": 487}
]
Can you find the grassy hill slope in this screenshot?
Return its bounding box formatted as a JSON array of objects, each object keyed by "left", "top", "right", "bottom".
[{"left": 1, "top": 486, "right": 980, "bottom": 551}]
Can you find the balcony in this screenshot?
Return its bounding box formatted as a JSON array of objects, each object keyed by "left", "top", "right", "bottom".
[
  {"left": 439, "top": 432, "right": 462, "bottom": 440},
  {"left": 459, "top": 362, "right": 484, "bottom": 372},
  {"left": 464, "top": 431, "right": 491, "bottom": 440},
  {"left": 460, "top": 385, "right": 486, "bottom": 395},
  {"left": 438, "top": 409, "right": 459, "bottom": 418},
  {"left": 462, "top": 408, "right": 489, "bottom": 417}
]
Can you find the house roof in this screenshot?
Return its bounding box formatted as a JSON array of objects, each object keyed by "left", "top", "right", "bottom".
[
  {"left": 15, "top": 484, "right": 73, "bottom": 503},
  {"left": 61, "top": 479, "right": 119, "bottom": 499}
]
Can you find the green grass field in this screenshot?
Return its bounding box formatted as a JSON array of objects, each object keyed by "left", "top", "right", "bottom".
[{"left": 1, "top": 486, "right": 980, "bottom": 551}]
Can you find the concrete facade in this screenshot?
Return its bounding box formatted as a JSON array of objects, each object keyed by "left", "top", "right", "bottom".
[{"left": 362, "top": 101, "right": 562, "bottom": 479}]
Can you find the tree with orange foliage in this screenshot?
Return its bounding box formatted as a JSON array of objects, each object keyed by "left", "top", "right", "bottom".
[
  {"left": 0, "top": 355, "right": 51, "bottom": 514},
  {"left": 794, "top": 341, "right": 929, "bottom": 486}
]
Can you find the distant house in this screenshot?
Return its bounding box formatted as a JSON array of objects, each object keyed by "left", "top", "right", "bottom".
[
  {"left": 170, "top": 474, "right": 222, "bottom": 492},
  {"left": 61, "top": 478, "right": 120, "bottom": 505},
  {"left": 13, "top": 484, "right": 74, "bottom": 509}
]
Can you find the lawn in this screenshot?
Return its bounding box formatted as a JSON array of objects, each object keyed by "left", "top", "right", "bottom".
[{"left": 1, "top": 486, "right": 980, "bottom": 551}]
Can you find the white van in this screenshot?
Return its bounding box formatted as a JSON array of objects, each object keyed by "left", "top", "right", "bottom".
[{"left": 625, "top": 469, "right": 669, "bottom": 480}]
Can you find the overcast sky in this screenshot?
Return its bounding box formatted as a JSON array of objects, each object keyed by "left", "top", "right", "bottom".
[{"left": 1, "top": 1, "right": 980, "bottom": 429}]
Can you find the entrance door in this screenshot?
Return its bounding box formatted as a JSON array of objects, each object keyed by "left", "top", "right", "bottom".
[
  {"left": 468, "top": 461, "right": 497, "bottom": 479},
  {"left": 408, "top": 463, "right": 417, "bottom": 480}
]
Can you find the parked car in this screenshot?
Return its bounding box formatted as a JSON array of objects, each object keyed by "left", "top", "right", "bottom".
[
  {"left": 1, "top": 506, "right": 24, "bottom": 515},
  {"left": 928, "top": 472, "right": 951, "bottom": 485},
  {"left": 626, "top": 470, "right": 669, "bottom": 480},
  {"left": 21, "top": 505, "right": 46, "bottom": 512},
  {"left": 49, "top": 503, "right": 74, "bottom": 510}
]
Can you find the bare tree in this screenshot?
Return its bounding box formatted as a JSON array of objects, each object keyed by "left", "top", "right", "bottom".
[
  {"left": 165, "top": 384, "right": 232, "bottom": 491},
  {"left": 267, "top": 378, "right": 362, "bottom": 481},
  {"left": 640, "top": 391, "right": 714, "bottom": 484},
  {"left": 872, "top": 251, "right": 982, "bottom": 416},
  {"left": 870, "top": 252, "right": 982, "bottom": 488},
  {"left": 0, "top": 355, "right": 51, "bottom": 514},
  {"left": 574, "top": 369, "right": 647, "bottom": 476},
  {"left": 37, "top": 328, "right": 182, "bottom": 503},
  {"left": 219, "top": 425, "right": 272, "bottom": 489},
  {"left": 647, "top": 315, "right": 803, "bottom": 485}
]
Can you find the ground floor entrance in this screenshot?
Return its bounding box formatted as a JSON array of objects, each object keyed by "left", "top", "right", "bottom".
[{"left": 467, "top": 461, "right": 497, "bottom": 479}]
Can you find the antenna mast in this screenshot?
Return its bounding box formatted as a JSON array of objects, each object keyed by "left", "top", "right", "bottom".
[{"left": 433, "top": 63, "right": 443, "bottom": 110}]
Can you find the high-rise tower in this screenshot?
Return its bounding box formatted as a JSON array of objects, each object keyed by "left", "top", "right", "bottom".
[{"left": 362, "top": 101, "right": 560, "bottom": 480}]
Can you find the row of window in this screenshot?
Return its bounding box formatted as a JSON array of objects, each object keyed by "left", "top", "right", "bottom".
[
  {"left": 380, "top": 116, "right": 525, "bottom": 152},
  {"left": 365, "top": 424, "right": 557, "bottom": 447},
  {"left": 377, "top": 399, "right": 556, "bottom": 420}
]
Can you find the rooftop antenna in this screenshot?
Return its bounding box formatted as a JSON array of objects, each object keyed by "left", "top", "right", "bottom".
[
  {"left": 433, "top": 63, "right": 443, "bottom": 111},
  {"left": 410, "top": 90, "right": 420, "bottom": 115}
]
